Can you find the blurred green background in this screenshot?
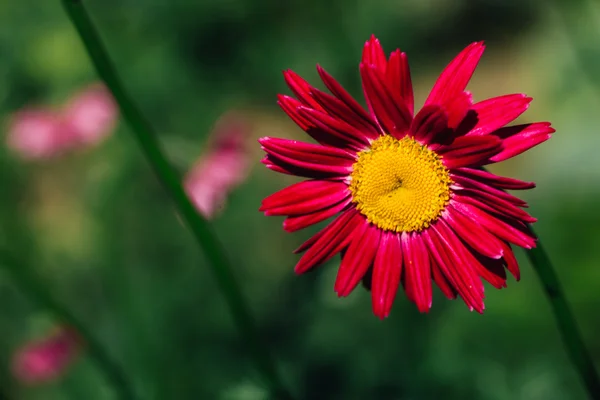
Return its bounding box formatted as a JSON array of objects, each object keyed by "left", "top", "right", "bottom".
[{"left": 1, "top": 0, "right": 600, "bottom": 399}]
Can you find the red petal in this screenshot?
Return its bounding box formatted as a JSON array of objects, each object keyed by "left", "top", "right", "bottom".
[
  {"left": 278, "top": 95, "right": 310, "bottom": 130},
  {"left": 283, "top": 70, "right": 324, "bottom": 111},
  {"left": 438, "top": 135, "right": 502, "bottom": 169},
  {"left": 360, "top": 64, "right": 412, "bottom": 136},
  {"left": 294, "top": 220, "right": 329, "bottom": 254},
  {"left": 261, "top": 156, "right": 292, "bottom": 175},
  {"left": 444, "top": 91, "right": 473, "bottom": 129},
  {"left": 278, "top": 94, "right": 366, "bottom": 150},
  {"left": 500, "top": 241, "right": 520, "bottom": 280},
  {"left": 451, "top": 201, "right": 536, "bottom": 249},
  {"left": 489, "top": 122, "right": 555, "bottom": 162},
  {"left": 423, "top": 225, "right": 484, "bottom": 312},
  {"left": 316, "top": 65, "right": 379, "bottom": 133},
  {"left": 283, "top": 198, "right": 352, "bottom": 232},
  {"left": 284, "top": 66, "right": 380, "bottom": 138},
  {"left": 451, "top": 173, "right": 528, "bottom": 206},
  {"left": 295, "top": 209, "right": 361, "bottom": 273},
  {"left": 444, "top": 226, "right": 509, "bottom": 290},
  {"left": 260, "top": 154, "right": 349, "bottom": 177},
  {"left": 259, "top": 137, "right": 354, "bottom": 176},
  {"left": 335, "top": 222, "right": 381, "bottom": 296},
  {"left": 278, "top": 95, "right": 341, "bottom": 146},
  {"left": 298, "top": 107, "right": 372, "bottom": 151},
  {"left": 310, "top": 88, "right": 379, "bottom": 138},
  {"left": 362, "top": 35, "right": 387, "bottom": 73},
  {"left": 431, "top": 257, "right": 458, "bottom": 299},
  {"left": 462, "top": 246, "right": 507, "bottom": 289},
  {"left": 425, "top": 42, "right": 485, "bottom": 108},
  {"left": 411, "top": 105, "right": 449, "bottom": 144},
  {"left": 259, "top": 137, "right": 355, "bottom": 162},
  {"left": 371, "top": 232, "right": 403, "bottom": 319},
  {"left": 434, "top": 220, "right": 485, "bottom": 313},
  {"left": 262, "top": 155, "right": 339, "bottom": 179},
  {"left": 387, "top": 50, "right": 414, "bottom": 116},
  {"left": 261, "top": 180, "right": 349, "bottom": 216},
  {"left": 466, "top": 94, "right": 532, "bottom": 136},
  {"left": 401, "top": 232, "right": 432, "bottom": 313},
  {"left": 453, "top": 168, "right": 535, "bottom": 190},
  {"left": 443, "top": 206, "right": 504, "bottom": 259},
  {"left": 453, "top": 190, "right": 536, "bottom": 224}
]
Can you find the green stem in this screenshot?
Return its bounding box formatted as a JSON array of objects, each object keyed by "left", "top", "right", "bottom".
[
  {"left": 0, "top": 250, "right": 136, "bottom": 399},
  {"left": 525, "top": 227, "right": 600, "bottom": 399},
  {"left": 60, "top": 1, "right": 292, "bottom": 398}
]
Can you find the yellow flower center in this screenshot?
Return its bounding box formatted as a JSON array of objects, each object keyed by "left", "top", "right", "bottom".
[{"left": 349, "top": 135, "right": 452, "bottom": 232}]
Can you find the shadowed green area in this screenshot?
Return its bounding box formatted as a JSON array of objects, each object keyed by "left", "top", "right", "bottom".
[{"left": 0, "top": 0, "right": 599, "bottom": 399}]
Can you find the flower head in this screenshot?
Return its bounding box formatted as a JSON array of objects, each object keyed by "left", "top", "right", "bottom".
[
  {"left": 12, "top": 326, "right": 82, "bottom": 385},
  {"left": 184, "top": 112, "right": 252, "bottom": 219},
  {"left": 6, "top": 83, "right": 117, "bottom": 160},
  {"left": 259, "top": 36, "right": 554, "bottom": 318}
]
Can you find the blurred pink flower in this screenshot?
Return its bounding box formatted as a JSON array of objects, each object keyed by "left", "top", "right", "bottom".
[
  {"left": 12, "top": 326, "right": 82, "bottom": 385},
  {"left": 6, "top": 109, "right": 71, "bottom": 159},
  {"left": 184, "top": 113, "right": 252, "bottom": 219},
  {"left": 6, "top": 83, "right": 118, "bottom": 160},
  {"left": 62, "top": 84, "right": 118, "bottom": 147}
]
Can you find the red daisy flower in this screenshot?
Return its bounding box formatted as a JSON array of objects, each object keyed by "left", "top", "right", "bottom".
[{"left": 259, "top": 35, "right": 554, "bottom": 318}]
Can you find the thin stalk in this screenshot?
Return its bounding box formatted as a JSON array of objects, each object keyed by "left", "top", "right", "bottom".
[
  {"left": 60, "top": 1, "right": 292, "bottom": 398},
  {"left": 0, "top": 250, "right": 136, "bottom": 399},
  {"left": 525, "top": 228, "right": 600, "bottom": 399}
]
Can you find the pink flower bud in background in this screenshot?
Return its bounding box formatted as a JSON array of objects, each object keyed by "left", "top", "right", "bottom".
[
  {"left": 184, "top": 113, "right": 252, "bottom": 219},
  {"left": 12, "top": 326, "right": 82, "bottom": 385},
  {"left": 6, "top": 109, "right": 71, "bottom": 160},
  {"left": 62, "top": 84, "right": 118, "bottom": 147},
  {"left": 5, "top": 83, "right": 118, "bottom": 160}
]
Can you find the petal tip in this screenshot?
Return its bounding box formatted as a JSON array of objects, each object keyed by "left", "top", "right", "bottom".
[
  {"left": 375, "top": 310, "right": 390, "bottom": 320},
  {"left": 335, "top": 279, "right": 355, "bottom": 298},
  {"left": 373, "top": 296, "right": 392, "bottom": 319},
  {"left": 293, "top": 262, "right": 308, "bottom": 275},
  {"left": 282, "top": 220, "right": 295, "bottom": 232},
  {"left": 367, "top": 34, "right": 379, "bottom": 44},
  {"left": 418, "top": 306, "right": 431, "bottom": 314},
  {"left": 416, "top": 301, "right": 432, "bottom": 313},
  {"left": 257, "top": 137, "right": 271, "bottom": 145}
]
